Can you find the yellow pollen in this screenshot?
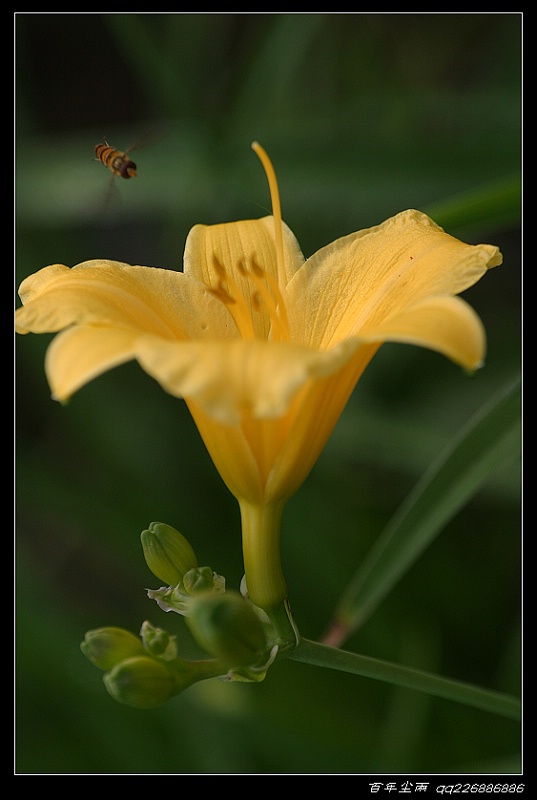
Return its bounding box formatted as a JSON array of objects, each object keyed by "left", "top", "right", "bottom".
[
  {"left": 209, "top": 252, "right": 290, "bottom": 342},
  {"left": 245, "top": 261, "right": 289, "bottom": 341},
  {"left": 212, "top": 255, "right": 227, "bottom": 279},
  {"left": 249, "top": 256, "right": 265, "bottom": 279},
  {"left": 209, "top": 256, "right": 255, "bottom": 339}
]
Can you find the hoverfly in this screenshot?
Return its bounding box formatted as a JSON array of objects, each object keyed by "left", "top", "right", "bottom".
[{"left": 94, "top": 140, "right": 137, "bottom": 179}]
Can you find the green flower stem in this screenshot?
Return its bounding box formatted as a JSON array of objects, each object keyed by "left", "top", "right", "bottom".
[
  {"left": 264, "top": 598, "right": 300, "bottom": 653},
  {"left": 285, "top": 637, "right": 521, "bottom": 721},
  {"left": 239, "top": 500, "right": 288, "bottom": 611},
  {"left": 168, "top": 658, "right": 228, "bottom": 683}
]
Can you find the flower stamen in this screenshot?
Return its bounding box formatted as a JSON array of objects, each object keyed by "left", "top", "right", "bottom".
[
  {"left": 209, "top": 253, "right": 290, "bottom": 342},
  {"left": 209, "top": 255, "right": 256, "bottom": 340},
  {"left": 257, "top": 267, "right": 290, "bottom": 342}
]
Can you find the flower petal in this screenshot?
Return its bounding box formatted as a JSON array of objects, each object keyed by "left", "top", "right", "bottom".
[
  {"left": 286, "top": 209, "right": 502, "bottom": 349},
  {"left": 359, "top": 294, "right": 487, "bottom": 369},
  {"left": 179, "top": 340, "right": 380, "bottom": 504},
  {"left": 15, "top": 260, "right": 234, "bottom": 340},
  {"left": 262, "top": 342, "right": 381, "bottom": 502},
  {"left": 134, "top": 337, "right": 359, "bottom": 426},
  {"left": 45, "top": 325, "right": 140, "bottom": 401}
]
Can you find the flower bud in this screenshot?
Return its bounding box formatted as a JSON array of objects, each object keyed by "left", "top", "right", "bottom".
[
  {"left": 140, "top": 620, "right": 178, "bottom": 660},
  {"left": 182, "top": 566, "right": 224, "bottom": 596},
  {"left": 186, "top": 591, "right": 267, "bottom": 668},
  {"left": 103, "top": 656, "right": 197, "bottom": 709},
  {"left": 147, "top": 569, "right": 226, "bottom": 615},
  {"left": 81, "top": 627, "right": 145, "bottom": 670},
  {"left": 141, "top": 522, "right": 198, "bottom": 586}
]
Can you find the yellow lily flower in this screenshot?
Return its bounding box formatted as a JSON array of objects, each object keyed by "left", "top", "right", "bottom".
[{"left": 15, "top": 143, "right": 502, "bottom": 612}]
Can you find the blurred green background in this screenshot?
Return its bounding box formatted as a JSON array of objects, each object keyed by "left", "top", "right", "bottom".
[{"left": 15, "top": 13, "right": 521, "bottom": 774}]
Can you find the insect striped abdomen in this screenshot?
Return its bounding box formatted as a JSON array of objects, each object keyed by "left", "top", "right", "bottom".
[{"left": 94, "top": 143, "right": 137, "bottom": 179}]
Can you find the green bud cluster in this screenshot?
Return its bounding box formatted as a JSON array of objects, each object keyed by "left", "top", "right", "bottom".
[
  {"left": 186, "top": 591, "right": 267, "bottom": 669},
  {"left": 103, "top": 655, "right": 198, "bottom": 709},
  {"left": 81, "top": 623, "right": 221, "bottom": 709},
  {"left": 140, "top": 620, "right": 178, "bottom": 660},
  {"left": 182, "top": 565, "right": 218, "bottom": 595},
  {"left": 141, "top": 522, "right": 198, "bottom": 585},
  {"left": 81, "top": 627, "right": 146, "bottom": 670},
  {"left": 81, "top": 524, "right": 279, "bottom": 708},
  {"left": 142, "top": 522, "right": 225, "bottom": 616}
]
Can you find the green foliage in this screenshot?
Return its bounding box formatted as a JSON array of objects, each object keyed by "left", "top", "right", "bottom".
[{"left": 327, "top": 376, "right": 521, "bottom": 638}]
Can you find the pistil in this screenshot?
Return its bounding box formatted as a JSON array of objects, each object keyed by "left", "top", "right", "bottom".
[{"left": 251, "top": 142, "right": 286, "bottom": 295}]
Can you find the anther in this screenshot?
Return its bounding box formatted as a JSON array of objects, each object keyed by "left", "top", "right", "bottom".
[{"left": 250, "top": 257, "right": 265, "bottom": 278}]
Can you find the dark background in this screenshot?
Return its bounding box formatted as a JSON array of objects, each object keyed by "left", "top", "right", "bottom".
[{"left": 15, "top": 13, "right": 521, "bottom": 774}]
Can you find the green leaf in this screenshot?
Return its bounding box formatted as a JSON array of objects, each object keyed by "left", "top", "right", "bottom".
[
  {"left": 325, "top": 375, "right": 521, "bottom": 642},
  {"left": 288, "top": 638, "right": 521, "bottom": 721}
]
